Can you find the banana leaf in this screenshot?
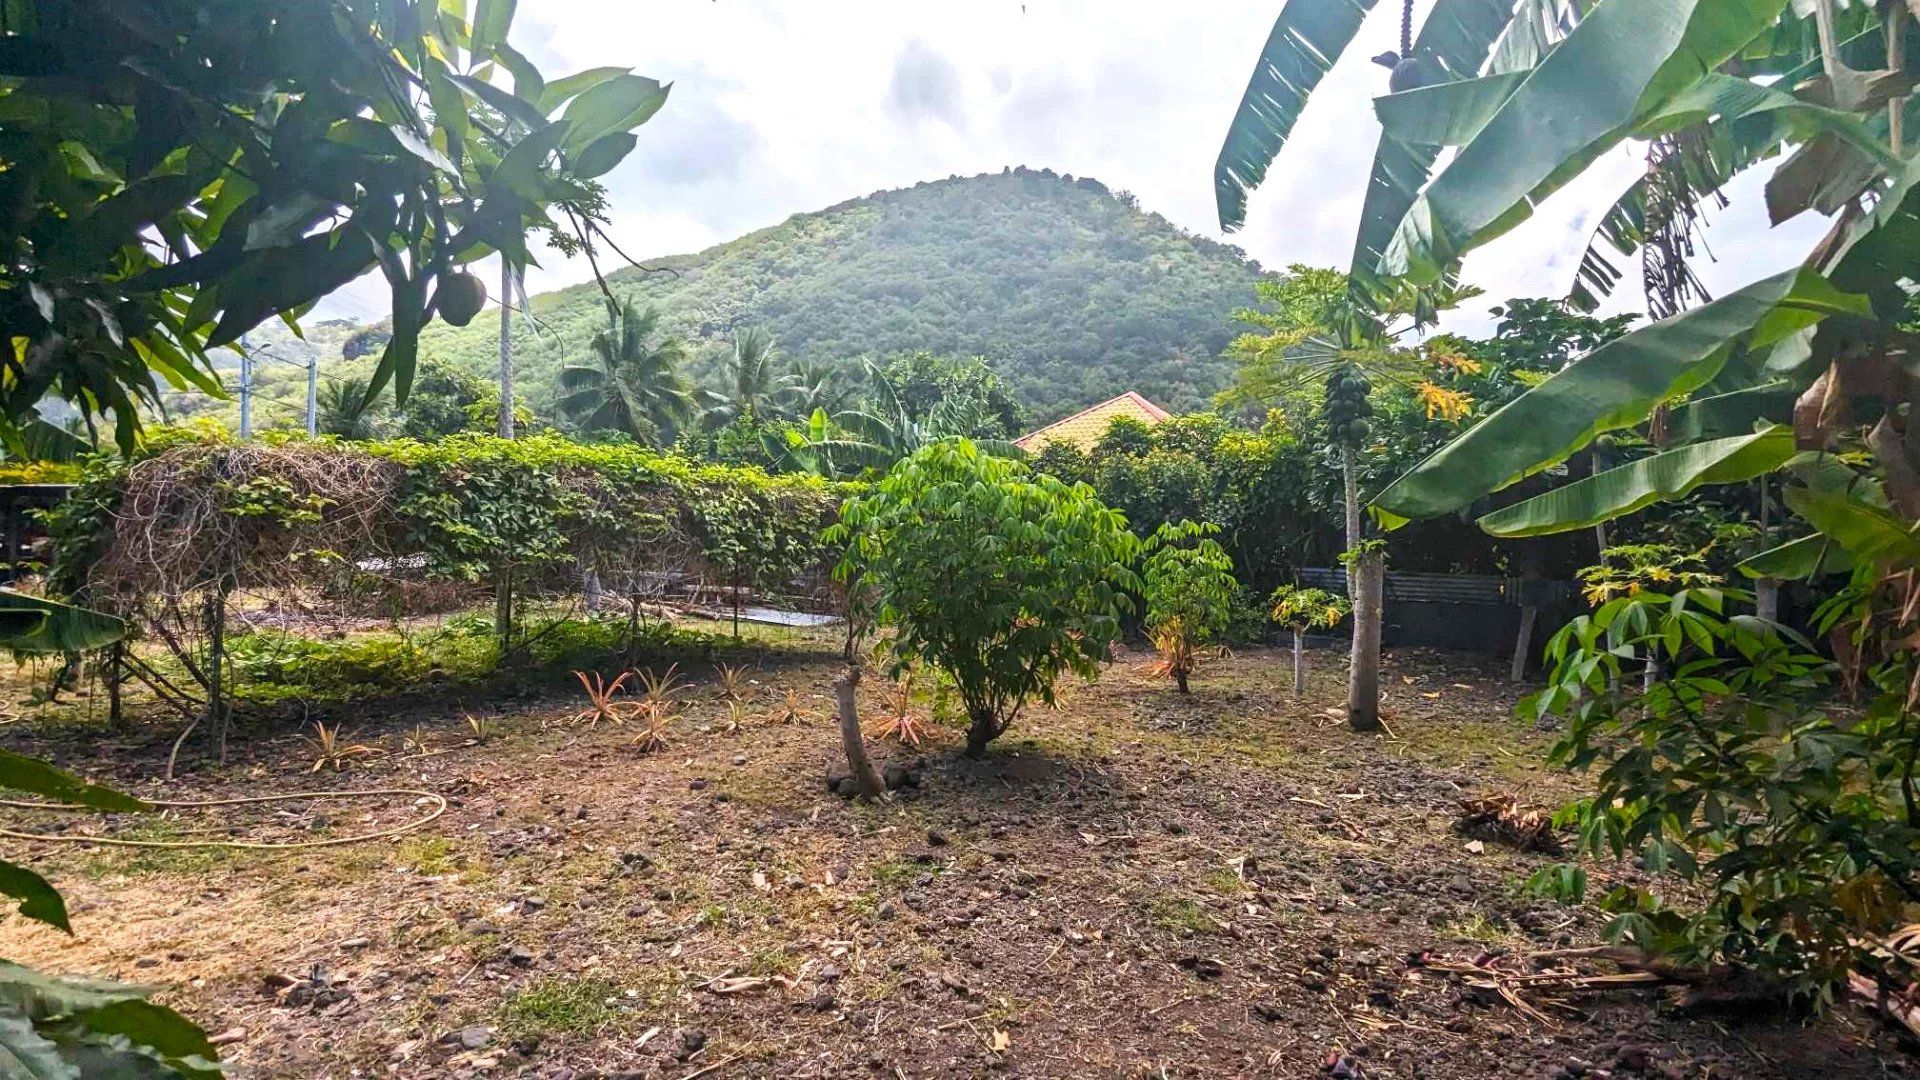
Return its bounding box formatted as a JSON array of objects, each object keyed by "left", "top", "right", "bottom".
[
  {"left": 1371, "top": 267, "right": 1821, "bottom": 526},
  {"left": 1380, "top": 0, "right": 1790, "bottom": 283},
  {"left": 1737, "top": 533, "right": 1853, "bottom": 579},
  {"left": 1215, "top": 0, "right": 1381, "bottom": 231},
  {"left": 0, "top": 590, "right": 126, "bottom": 655},
  {"left": 1475, "top": 426, "right": 1796, "bottom": 537}
]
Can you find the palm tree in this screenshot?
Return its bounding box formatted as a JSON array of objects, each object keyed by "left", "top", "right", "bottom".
[
  {"left": 781, "top": 357, "right": 857, "bottom": 418},
  {"left": 702, "top": 327, "right": 790, "bottom": 429},
  {"left": 557, "top": 303, "right": 695, "bottom": 446},
  {"left": 777, "top": 360, "right": 1021, "bottom": 477},
  {"left": 315, "top": 378, "right": 387, "bottom": 440}
]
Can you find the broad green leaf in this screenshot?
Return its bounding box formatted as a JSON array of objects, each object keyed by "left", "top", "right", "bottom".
[
  {"left": 494, "top": 41, "right": 544, "bottom": 103},
  {"left": 447, "top": 72, "right": 550, "bottom": 132},
  {"left": 385, "top": 125, "right": 458, "bottom": 176},
  {"left": 0, "top": 749, "right": 146, "bottom": 811},
  {"left": 487, "top": 122, "right": 571, "bottom": 202},
  {"left": 471, "top": 0, "right": 515, "bottom": 58},
  {"left": 1381, "top": 0, "right": 1788, "bottom": 282},
  {"left": 1372, "top": 267, "right": 1806, "bottom": 526},
  {"left": 536, "top": 66, "right": 628, "bottom": 114},
  {"left": 0, "top": 1012, "right": 69, "bottom": 1080},
  {"left": 81, "top": 1000, "right": 222, "bottom": 1076},
  {"left": 560, "top": 75, "right": 669, "bottom": 157},
  {"left": 571, "top": 132, "right": 637, "bottom": 180},
  {"left": 0, "top": 591, "right": 125, "bottom": 655},
  {"left": 1737, "top": 534, "right": 1854, "bottom": 580},
  {"left": 1476, "top": 426, "right": 1796, "bottom": 537},
  {"left": 1373, "top": 71, "right": 1527, "bottom": 148},
  {"left": 1213, "top": 0, "right": 1382, "bottom": 231},
  {"left": 1666, "top": 382, "right": 1798, "bottom": 442},
  {"left": 1349, "top": 0, "right": 1524, "bottom": 296},
  {"left": 1783, "top": 485, "right": 1920, "bottom": 568},
  {"left": 0, "top": 860, "right": 69, "bottom": 933}
]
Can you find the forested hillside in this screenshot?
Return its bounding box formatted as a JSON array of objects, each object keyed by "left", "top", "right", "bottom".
[{"left": 417, "top": 167, "right": 1267, "bottom": 423}]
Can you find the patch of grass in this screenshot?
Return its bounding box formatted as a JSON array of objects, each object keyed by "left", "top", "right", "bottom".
[
  {"left": 1438, "top": 913, "right": 1508, "bottom": 943},
  {"left": 495, "top": 976, "right": 624, "bottom": 1038},
  {"left": 1205, "top": 868, "right": 1248, "bottom": 896},
  {"left": 869, "top": 855, "right": 936, "bottom": 890},
  {"left": 395, "top": 835, "right": 463, "bottom": 875},
  {"left": 747, "top": 946, "right": 800, "bottom": 977},
  {"left": 80, "top": 819, "right": 234, "bottom": 878},
  {"left": 1148, "top": 897, "right": 1218, "bottom": 935}
]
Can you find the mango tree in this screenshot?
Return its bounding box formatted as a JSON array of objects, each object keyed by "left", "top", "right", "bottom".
[
  {"left": 830, "top": 439, "right": 1140, "bottom": 757},
  {"left": 1140, "top": 520, "right": 1239, "bottom": 693},
  {"left": 0, "top": 0, "right": 668, "bottom": 450}
]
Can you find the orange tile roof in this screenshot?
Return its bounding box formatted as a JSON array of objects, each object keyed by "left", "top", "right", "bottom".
[{"left": 1012, "top": 391, "right": 1172, "bottom": 453}]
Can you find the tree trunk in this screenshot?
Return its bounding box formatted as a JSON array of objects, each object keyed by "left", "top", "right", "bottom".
[
  {"left": 1346, "top": 550, "right": 1384, "bottom": 732},
  {"left": 106, "top": 641, "right": 126, "bottom": 732},
  {"left": 833, "top": 665, "right": 885, "bottom": 799},
  {"left": 1511, "top": 605, "right": 1539, "bottom": 683},
  {"left": 1292, "top": 629, "right": 1306, "bottom": 696},
  {"left": 1755, "top": 579, "right": 1780, "bottom": 623},
  {"left": 205, "top": 588, "right": 230, "bottom": 762},
  {"left": 1341, "top": 446, "right": 1383, "bottom": 732},
  {"left": 965, "top": 707, "right": 999, "bottom": 759},
  {"left": 583, "top": 568, "right": 602, "bottom": 613},
  {"left": 494, "top": 568, "right": 513, "bottom": 658},
  {"left": 498, "top": 258, "right": 516, "bottom": 439},
  {"left": 1174, "top": 667, "right": 1189, "bottom": 694}
]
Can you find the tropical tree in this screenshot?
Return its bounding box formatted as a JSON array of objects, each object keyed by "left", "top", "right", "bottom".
[
  {"left": 1269, "top": 585, "right": 1350, "bottom": 696},
  {"left": 702, "top": 327, "right": 790, "bottom": 428},
  {"left": 0, "top": 0, "right": 668, "bottom": 453},
  {"left": 1224, "top": 0, "right": 1920, "bottom": 999},
  {"left": 776, "top": 359, "right": 1023, "bottom": 477},
  {"left": 557, "top": 303, "right": 695, "bottom": 445},
  {"left": 1223, "top": 266, "right": 1476, "bottom": 729},
  {"left": 829, "top": 440, "right": 1141, "bottom": 757},
  {"left": 783, "top": 357, "right": 859, "bottom": 418},
  {"left": 316, "top": 377, "right": 389, "bottom": 440},
  {"left": 1141, "top": 521, "right": 1240, "bottom": 693}
]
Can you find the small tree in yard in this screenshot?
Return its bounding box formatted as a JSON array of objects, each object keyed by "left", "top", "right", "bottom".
[
  {"left": 1141, "top": 521, "right": 1237, "bottom": 693},
  {"left": 830, "top": 439, "right": 1140, "bottom": 758},
  {"left": 1269, "top": 586, "right": 1350, "bottom": 696}
]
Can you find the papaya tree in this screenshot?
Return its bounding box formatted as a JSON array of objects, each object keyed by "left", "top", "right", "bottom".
[
  {"left": 1140, "top": 520, "right": 1239, "bottom": 693},
  {"left": 829, "top": 439, "right": 1140, "bottom": 757},
  {"left": 0, "top": 0, "right": 668, "bottom": 450},
  {"left": 1269, "top": 584, "right": 1350, "bottom": 696}
]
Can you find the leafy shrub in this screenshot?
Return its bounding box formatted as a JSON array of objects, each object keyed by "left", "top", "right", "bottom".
[
  {"left": 1140, "top": 521, "right": 1238, "bottom": 692},
  {"left": 832, "top": 439, "right": 1141, "bottom": 757},
  {"left": 1528, "top": 584, "right": 1920, "bottom": 1002}
]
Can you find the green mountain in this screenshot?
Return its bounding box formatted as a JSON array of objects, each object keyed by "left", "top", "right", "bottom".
[{"left": 417, "top": 167, "right": 1269, "bottom": 424}]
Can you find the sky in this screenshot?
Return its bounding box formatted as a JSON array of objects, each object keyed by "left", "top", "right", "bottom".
[{"left": 317, "top": 0, "right": 1833, "bottom": 338}]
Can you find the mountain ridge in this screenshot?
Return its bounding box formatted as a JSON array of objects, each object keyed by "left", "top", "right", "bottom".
[{"left": 417, "top": 167, "right": 1271, "bottom": 424}]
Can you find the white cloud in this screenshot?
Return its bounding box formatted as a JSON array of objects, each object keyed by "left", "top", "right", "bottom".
[{"left": 315, "top": 0, "right": 1829, "bottom": 344}]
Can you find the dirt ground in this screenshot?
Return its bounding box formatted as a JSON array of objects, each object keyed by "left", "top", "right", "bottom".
[{"left": 3, "top": 641, "right": 1916, "bottom": 1079}]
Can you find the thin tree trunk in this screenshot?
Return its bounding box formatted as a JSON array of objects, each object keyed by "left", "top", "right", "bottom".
[
  {"left": 494, "top": 568, "right": 513, "bottom": 659},
  {"left": 205, "top": 588, "right": 229, "bottom": 763},
  {"left": 1347, "top": 550, "right": 1384, "bottom": 733},
  {"left": 833, "top": 664, "right": 885, "bottom": 799},
  {"left": 106, "top": 641, "right": 125, "bottom": 732},
  {"left": 1174, "top": 667, "right": 1189, "bottom": 694},
  {"left": 498, "top": 258, "right": 516, "bottom": 439},
  {"left": 584, "top": 569, "right": 602, "bottom": 613},
  {"left": 1511, "top": 605, "right": 1539, "bottom": 683},
  {"left": 1292, "top": 629, "right": 1305, "bottom": 696},
  {"left": 1341, "top": 445, "right": 1383, "bottom": 732}
]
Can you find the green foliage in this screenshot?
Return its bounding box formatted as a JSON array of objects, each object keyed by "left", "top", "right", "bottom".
[
  {"left": 1141, "top": 521, "right": 1239, "bottom": 690},
  {"left": 1267, "top": 585, "right": 1349, "bottom": 632},
  {"left": 871, "top": 352, "right": 1020, "bottom": 438},
  {"left": 0, "top": 961, "right": 221, "bottom": 1078},
  {"left": 0, "top": 0, "right": 663, "bottom": 449},
  {"left": 415, "top": 169, "right": 1265, "bottom": 421},
  {"left": 558, "top": 303, "right": 696, "bottom": 445},
  {"left": 398, "top": 361, "right": 491, "bottom": 440},
  {"left": 831, "top": 440, "right": 1141, "bottom": 755},
  {"left": 1527, "top": 582, "right": 1920, "bottom": 1001}
]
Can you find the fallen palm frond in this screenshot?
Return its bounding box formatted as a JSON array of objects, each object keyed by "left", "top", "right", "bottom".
[{"left": 1454, "top": 793, "right": 1563, "bottom": 854}]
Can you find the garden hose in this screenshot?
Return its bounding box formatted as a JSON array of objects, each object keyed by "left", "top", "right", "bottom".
[{"left": 0, "top": 787, "right": 447, "bottom": 851}]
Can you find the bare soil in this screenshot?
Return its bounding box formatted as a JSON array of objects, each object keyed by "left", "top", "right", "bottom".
[{"left": 3, "top": 643, "right": 1915, "bottom": 1079}]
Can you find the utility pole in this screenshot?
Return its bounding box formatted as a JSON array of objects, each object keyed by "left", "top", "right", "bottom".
[
  {"left": 238, "top": 336, "right": 253, "bottom": 438},
  {"left": 305, "top": 354, "right": 318, "bottom": 437},
  {"left": 498, "top": 257, "right": 515, "bottom": 439}
]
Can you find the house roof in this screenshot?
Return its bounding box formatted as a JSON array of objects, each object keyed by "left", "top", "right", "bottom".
[{"left": 1012, "top": 391, "right": 1172, "bottom": 453}]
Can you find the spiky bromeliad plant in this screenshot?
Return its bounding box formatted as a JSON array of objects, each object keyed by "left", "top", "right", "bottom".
[{"left": 1141, "top": 521, "right": 1239, "bottom": 693}]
